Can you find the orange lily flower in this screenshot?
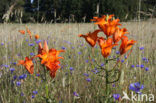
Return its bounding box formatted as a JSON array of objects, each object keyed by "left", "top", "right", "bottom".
[
  {"left": 79, "top": 30, "right": 101, "bottom": 47},
  {"left": 38, "top": 42, "right": 43, "bottom": 54},
  {"left": 37, "top": 40, "right": 49, "bottom": 55},
  {"left": 99, "top": 19, "right": 121, "bottom": 37},
  {"left": 91, "top": 15, "right": 114, "bottom": 25},
  {"left": 113, "top": 27, "right": 129, "bottom": 43},
  {"left": 98, "top": 37, "right": 117, "bottom": 58},
  {"left": 18, "top": 57, "right": 34, "bottom": 74},
  {"left": 46, "top": 61, "right": 61, "bottom": 78},
  {"left": 35, "top": 34, "right": 39, "bottom": 40},
  {"left": 92, "top": 15, "right": 121, "bottom": 37},
  {"left": 26, "top": 27, "right": 32, "bottom": 39},
  {"left": 120, "top": 36, "right": 136, "bottom": 55},
  {"left": 19, "top": 30, "right": 25, "bottom": 35},
  {"left": 37, "top": 49, "right": 64, "bottom": 65},
  {"left": 36, "top": 40, "right": 64, "bottom": 78},
  {"left": 91, "top": 15, "right": 107, "bottom": 25}
]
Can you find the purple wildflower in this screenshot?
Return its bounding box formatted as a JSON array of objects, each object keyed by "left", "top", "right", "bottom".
[
  {"left": 30, "top": 53, "right": 35, "bottom": 56},
  {"left": 28, "top": 43, "right": 34, "bottom": 46},
  {"left": 139, "top": 47, "right": 144, "bottom": 50},
  {"left": 35, "top": 40, "right": 41, "bottom": 44},
  {"left": 1, "top": 43, "right": 4, "bottom": 45},
  {"left": 116, "top": 51, "right": 120, "bottom": 54},
  {"left": 101, "top": 63, "right": 104, "bottom": 67},
  {"left": 145, "top": 67, "right": 149, "bottom": 71},
  {"left": 19, "top": 74, "right": 27, "bottom": 80},
  {"left": 16, "top": 81, "right": 21, "bottom": 86},
  {"left": 9, "top": 68, "right": 15, "bottom": 73},
  {"left": 36, "top": 74, "right": 40, "bottom": 76},
  {"left": 113, "top": 94, "right": 120, "bottom": 101},
  {"left": 78, "top": 52, "right": 81, "bottom": 55},
  {"left": 69, "top": 67, "right": 74, "bottom": 71},
  {"left": 129, "top": 82, "right": 144, "bottom": 93},
  {"left": 140, "top": 64, "right": 144, "bottom": 68},
  {"left": 85, "top": 60, "right": 89, "bottom": 63},
  {"left": 73, "top": 92, "right": 79, "bottom": 97},
  {"left": 61, "top": 46, "right": 66, "bottom": 50},
  {"left": 32, "top": 95, "right": 35, "bottom": 99},
  {"left": 83, "top": 73, "right": 89, "bottom": 77},
  {"left": 21, "top": 92, "right": 24, "bottom": 96},
  {"left": 124, "top": 55, "right": 127, "bottom": 59},
  {"left": 131, "top": 65, "right": 135, "bottom": 68},
  {"left": 121, "top": 60, "right": 124, "bottom": 63},
  {"left": 136, "top": 64, "right": 139, "bottom": 67},
  {"left": 33, "top": 91, "right": 38, "bottom": 95},
  {"left": 86, "top": 78, "right": 91, "bottom": 82}
]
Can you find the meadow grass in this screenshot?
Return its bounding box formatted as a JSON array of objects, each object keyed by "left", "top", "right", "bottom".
[{"left": 0, "top": 21, "right": 155, "bottom": 103}]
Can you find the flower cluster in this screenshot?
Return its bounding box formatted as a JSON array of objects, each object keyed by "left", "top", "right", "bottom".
[
  {"left": 79, "top": 15, "right": 136, "bottom": 57},
  {"left": 18, "top": 28, "right": 64, "bottom": 78},
  {"left": 19, "top": 27, "right": 39, "bottom": 40}
]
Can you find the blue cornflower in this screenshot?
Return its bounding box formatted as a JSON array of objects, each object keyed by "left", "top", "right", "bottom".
[
  {"left": 4, "top": 65, "right": 9, "bottom": 68},
  {"left": 78, "top": 52, "right": 81, "bottom": 55},
  {"left": 72, "top": 47, "right": 75, "bottom": 49},
  {"left": 145, "top": 59, "right": 149, "bottom": 63},
  {"left": 21, "top": 92, "right": 24, "bottom": 96},
  {"left": 85, "top": 60, "right": 89, "bottom": 63},
  {"left": 112, "top": 47, "right": 116, "bottom": 49},
  {"left": 101, "top": 63, "right": 104, "bottom": 67},
  {"left": 131, "top": 65, "right": 135, "bottom": 68},
  {"left": 117, "top": 58, "right": 120, "bottom": 62},
  {"left": 91, "top": 68, "right": 99, "bottom": 74},
  {"left": 73, "top": 92, "right": 79, "bottom": 97},
  {"left": 139, "top": 47, "right": 144, "bottom": 50},
  {"left": 61, "top": 46, "right": 66, "bottom": 50},
  {"left": 112, "top": 84, "right": 115, "bottom": 87},
  {"left": 13, "top": 75, "right": 17, "bottom": 80},
  {"left": 113, "top": 94, "right": 120, "bottom": 101},
  {"left": 86, "top": 78, "right": 91, "bottom": 82},
  {"left": 9, "top": 68, "right": 15, "bottom": 73},
  {"left": 12, "top": 62, "right": 17, "bottom": 65},
  {"left": 36, "top": 74, "right": 40, "bottom": 76},
  {"left": 19, "top": 74, "right": 27, "bottom": 80},
  {"left": 28, "top": 43, "right": 34, "bottom": 46},
  {"left": 35, "top": 40, "right": 41, "bottom": 44},
  {"left": 92, "top": 59, "right": 95, "bottom": 62},
  {"left": 116, "top": 51, "right": 120, "bottom": 54},
  {"left": 26, "top": 39, "right": 29, "bottom": 42},
  {"left": 124, "top": 55, "right": 127, "bottom": 59},
  {"left": 145, "top": 67, "right": 149, "bottom": 71},
  {"left": 83, "top": 73, "right": 89, "bottom": 77},
  {"left": 129, "top": 82, "right": 144, "bottom": 93},
  {"left": 121, "top": 60, "right": 124, "bottom": 63},
  {"left": 67, "top": 41, "right": 71, "bottom": 45},
  {"left": 32, "top": 95, "right": 35, "bottom": 99},
  {"left": 140, "top": 64, "right": 144, "bottom": 68},
  {"left": 30, "top": 52, "right": 35, "bottom": 56},
  {"left": 16, "top": 81, "right": 21, "bottom": 86},
  {"left": 1, "top": 43, "right": 4, "bottom": 45},
  {"left": 142, "top": 57, "right": 147, "bottom": 61},
  {"left": 81, "top": 44, "right": 84, "bottom": 46},
  {"left": 17, "top": 53, "right": 21, "bottom": 57},
  {"left": 33, "top": 91, "right": 38, "bottom": 95},
  {"left": 69, "top": 67, "right": 74, "bottom": 71},
  {"left": 136, "top": 64, "right": 139, "bottom": 67}
]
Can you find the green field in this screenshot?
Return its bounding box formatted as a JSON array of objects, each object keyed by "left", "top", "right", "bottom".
[{"left": 0, "top": 21, "right": 156, "bottom": 103}]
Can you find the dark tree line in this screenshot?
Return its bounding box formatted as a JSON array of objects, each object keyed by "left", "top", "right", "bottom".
[{"left": 0, "top": 0, "right": 155, "bottom": 23}]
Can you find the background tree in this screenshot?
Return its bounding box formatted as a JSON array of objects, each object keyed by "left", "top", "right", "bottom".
[{"left": 0, "top": 0, "right": 155, "bottom": 23}]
